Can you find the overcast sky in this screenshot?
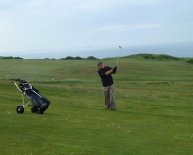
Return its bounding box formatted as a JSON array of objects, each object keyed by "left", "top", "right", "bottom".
[{"left": 0, "top": 0, "right": 192, "bottom": 58}]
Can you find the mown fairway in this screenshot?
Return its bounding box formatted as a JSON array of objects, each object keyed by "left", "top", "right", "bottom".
[{"left": 1, "top": 58, "right": 193, "bottom": 155}]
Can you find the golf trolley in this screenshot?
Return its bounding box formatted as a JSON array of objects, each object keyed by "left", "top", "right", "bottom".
[{"left": 13, "top": 80, "right": 50, "bottom": 114}]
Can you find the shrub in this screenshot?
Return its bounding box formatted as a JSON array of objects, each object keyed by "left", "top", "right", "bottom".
[{"left": 186, "top": 59, "right": 193, "bottom": 64}]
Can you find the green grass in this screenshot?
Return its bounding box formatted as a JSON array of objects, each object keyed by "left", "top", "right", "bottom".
[{"left": 1, "top": 58, "right": 193, "bottom": 155}]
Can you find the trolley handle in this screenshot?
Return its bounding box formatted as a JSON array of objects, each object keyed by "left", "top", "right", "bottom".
[{"left": 13, "top": 82, "right": 23, "bottom": 93}]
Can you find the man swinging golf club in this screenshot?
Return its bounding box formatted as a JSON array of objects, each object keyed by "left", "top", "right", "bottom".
[{"left": 97, "top": 62, "right": 117, "bottom": 110}]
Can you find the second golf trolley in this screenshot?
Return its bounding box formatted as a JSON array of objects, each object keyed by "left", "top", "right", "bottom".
[{"left": 13, "top": 80, "right": 50, "bottom": 114}]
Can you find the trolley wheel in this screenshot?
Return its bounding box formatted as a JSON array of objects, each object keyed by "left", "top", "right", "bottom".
[
  {"left": 16, "top": 106, "right": 24, "bottom": 114},
  {"left": 41, "top": 103, "right": 48, "bottom": 111},
  {"left": 37, "top": 108, "right": 44, "bottom": 114},
  {"left": 31, "top": 107, "right": 38, "bottom": 113}
]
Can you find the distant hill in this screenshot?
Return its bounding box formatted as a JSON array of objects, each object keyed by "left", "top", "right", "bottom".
[
  {"left": 0, "top": 56, "right": 23, "bottom": 59},
  {"left": 124, "top": 54, "right": 180, "bottom": 60},
  {"left": 1, "top": 54, "right": 193, "bottom": 62},
  {"left": 60, "top": 56, "right": 98, "bottom": 60}
]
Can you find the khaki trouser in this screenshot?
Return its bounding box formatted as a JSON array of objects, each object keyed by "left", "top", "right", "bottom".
[{"left": 103, "top": 84, "right": 116, "bottom": 109}]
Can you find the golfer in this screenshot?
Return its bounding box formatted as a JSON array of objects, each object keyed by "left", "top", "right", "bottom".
[{"left": 97, "top": 62, "right": 117, "bottom": 110}]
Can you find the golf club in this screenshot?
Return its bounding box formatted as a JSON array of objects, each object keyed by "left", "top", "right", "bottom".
[{"left": 115, "top": 46, "right": 122, "bottom": 66}]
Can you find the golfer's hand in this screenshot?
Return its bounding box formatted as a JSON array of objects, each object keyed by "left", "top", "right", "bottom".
[{"left": 113, "top": 66, "right": 117, "bottom": 74}]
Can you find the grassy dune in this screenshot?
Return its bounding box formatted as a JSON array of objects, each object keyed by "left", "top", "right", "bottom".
[{"left": 1, "top": 58, "right": 193, "bottom": 155}]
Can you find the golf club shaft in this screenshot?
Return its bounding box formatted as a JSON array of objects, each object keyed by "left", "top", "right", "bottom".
[
  {"left": 115, "top": 46, "right": 122, "bottom": 66},
  {"left": 115, "top": 56, "right": 120, "bottom": 66}
]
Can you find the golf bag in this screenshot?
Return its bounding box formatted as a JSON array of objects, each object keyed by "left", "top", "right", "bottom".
[{"left": 14, "top": 80, "right": 50, "bottom": 114}]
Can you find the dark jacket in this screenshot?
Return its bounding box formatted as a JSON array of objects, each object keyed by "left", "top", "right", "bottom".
[{"left": 98, "top": 66, "right": 114, "bottom": 87}]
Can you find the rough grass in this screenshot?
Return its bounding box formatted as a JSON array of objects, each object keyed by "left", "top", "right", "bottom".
[
  {"left": 1, "top": 58, "right": 193, "bottom": 155},
  {"left": 186, "top": 58, "right": 193, "bottom": 64}
]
